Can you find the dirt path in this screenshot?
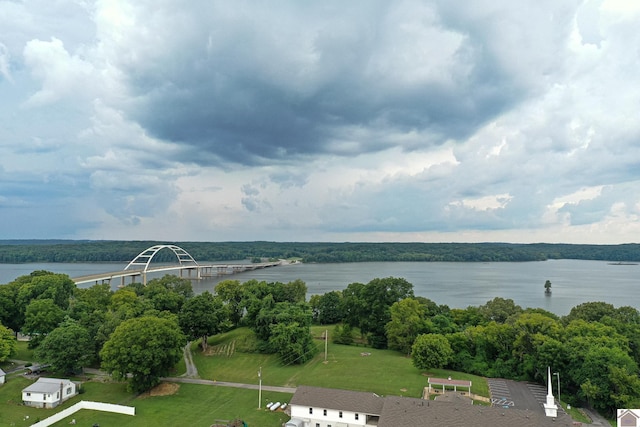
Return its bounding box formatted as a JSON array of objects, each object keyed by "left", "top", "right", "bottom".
[{"left": 183, "top": 342, "right": 199, "bottom": 378}]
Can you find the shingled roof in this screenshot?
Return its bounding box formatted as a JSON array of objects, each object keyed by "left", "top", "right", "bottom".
[
  {"left": 377, "top": 395, "right": 574, "bottom": 427},
  {"left": 290, "top": 385, "right": 384, "bottom": 415},
  {"left": 290, "top": 386, "right": 575, "bottom": 427},
  {"left": 23, "top": 378, "right": 74, "bottom": 394}
]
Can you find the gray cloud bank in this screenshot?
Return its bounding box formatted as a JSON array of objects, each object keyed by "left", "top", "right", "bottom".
[{"left": 1, "top": 0, "right": 639, "bottom": 243}]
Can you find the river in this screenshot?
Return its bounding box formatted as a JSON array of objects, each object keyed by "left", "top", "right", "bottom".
[{"left": 0, "top": 259, "right": 637, "bottom": 316}]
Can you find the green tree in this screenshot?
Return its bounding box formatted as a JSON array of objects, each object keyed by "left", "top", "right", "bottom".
[
  {"left": 276, "top": 279, "right": 307, "bottom": 303},
  {"left": 146, "top": 275, "right": 193, "bottom": 299},
  {"left": 412, "top": 333, "right": 453, "bottom": 371},
  {"left": 269, "top": 321, "right": 318, "bottom": 365},
  {"left": 385, "top": 298, "right": 429, "bottom": 355},
  {"left": 340, "top": 282, "right": 366, "bottom": 329},
  {"left": 601, "top": 306, "right": 640, "bottom": 366},
  {"left": 358, "top": 277, "right": 414, "bottom": 348},
  {"left": 109, "top": 288, "right": 151, "bottom": 318},
  {"left": 252, "top": 300, "right": 316, "bottom": 363},
  {"left": 17, "top": 272, "right": 76, "bottom": 310},
  {"left": 564, "top": 301, "right": 616, "bottom": 324},
  {"left": 215, "top": 280, "right": 246, "bottom": 326},
  {"left": 316, "top": 291, "right": 344, "bottom": 325},
  {"left": 100, "top": 315, "right": 185, "bottom": 393},
  {"left": 332, "top": 324, "right": 354, "bottom": 345},
  {"left": 179, "top": 291, "right": 227, "bottom": 351},
  {"left": 512, "top": 312, "right": 563, "bottom": 379},
  {"left": 0, "top": 323, "right": 16, "bottom": 362},
  {"left": 478, "top": 297, "right": 522, "bottom": 323},
  {"left": 34, "top": 318, "right": 93, "bottom": 373},
  {"left": 544, "top": 280, "right": 552, "bottom": 294},
  {"left": 22, "top": 299, "right": 65, "bottom": 347},
  {"left": 580, "top": 379, "right": 599, "bottom": 409},
  {"left": 309, "top": 294, "right": 321, "bottom": 323},
  {"left": 0, "top": 282, "right": 23, "bottom": 334},
  {"left": 69, "top": 284, "right": 112, "bottom": 321},
  {"left": 449, "top": 306, "right": 484, "bottom": 328},
  {"left": 574, "top": 345, "right": 638, "bottom": 414},
  {"left": 142, "top": 282, "right": 185, "bottom": 314},
  {"left": 466, "top": 321, "right": 517, "bottom": 378}
]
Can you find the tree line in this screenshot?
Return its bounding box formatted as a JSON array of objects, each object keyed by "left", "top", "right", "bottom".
[
  {"left": 2, "top": 271, "right": 639, "bottom": 417},
  {"left": 0, "top": 271, "right": 317, "bottom": 393},
  {"left": 1, "top": 240, "right": 640, "bottom": 263},
  {"left": 310, "top": 281, "right": 640, "bottom": 417}
]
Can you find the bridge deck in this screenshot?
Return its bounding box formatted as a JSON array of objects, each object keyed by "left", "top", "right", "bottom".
[{"left": 72, "top": 261, "right": 282, "bottom": 285}]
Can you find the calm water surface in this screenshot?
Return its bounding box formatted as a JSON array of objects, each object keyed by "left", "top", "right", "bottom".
[{"left": 1, "top": 260, "right": 638, "bottom": 316}]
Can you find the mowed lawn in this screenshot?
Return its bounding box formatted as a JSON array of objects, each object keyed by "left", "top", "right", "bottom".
[
  {"left": 0, "top": 375, "right": 291, "bottom": 427},
  {"left": 194, "top": 326, "right": 489, "bottom": 399}
]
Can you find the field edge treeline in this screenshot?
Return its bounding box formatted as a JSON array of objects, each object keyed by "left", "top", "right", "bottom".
[{"left": 0, "top": 240, "right": 639, "bottom": 263}]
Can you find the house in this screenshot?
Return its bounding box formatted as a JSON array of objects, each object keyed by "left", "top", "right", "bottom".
[
  {"left": 22, "top": 378, "right": 78, "bottom": 408},
  {"left": 0, "top": 368, "right": 5, "bottom": 384},
  {"left": 288, "top": 385, "right": 574, "bottom": 427},
  {"left": 619, "top": 409, "right": 640, "bottom": 427},
  {"left": 289, "top": 386, "right": 383, "bottom": 427}
]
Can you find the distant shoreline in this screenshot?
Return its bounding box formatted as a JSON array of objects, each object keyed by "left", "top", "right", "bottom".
[{"left": 1, "top": 241, "right": 640, "bottom": 264}]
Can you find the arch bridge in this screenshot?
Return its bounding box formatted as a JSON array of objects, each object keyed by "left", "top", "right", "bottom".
[{"left": 72, "top": 244, "right": 282, "bottom": 286}]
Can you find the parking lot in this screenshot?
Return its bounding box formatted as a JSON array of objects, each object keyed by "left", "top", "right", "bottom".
[{"left": 487, "top": 378, "right": 565, "bottom": 414}]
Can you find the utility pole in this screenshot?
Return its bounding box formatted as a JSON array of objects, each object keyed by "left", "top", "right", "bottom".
[
  {"left": 324, "top": 329, "right": 328, "bottom": 362},
  {"left": 258, "top": 367, "right": 262, "bottom": 409}
]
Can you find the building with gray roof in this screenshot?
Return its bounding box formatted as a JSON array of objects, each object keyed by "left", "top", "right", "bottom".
[{"left": 288, "top": 385, "right": 574, "bottom": 427}]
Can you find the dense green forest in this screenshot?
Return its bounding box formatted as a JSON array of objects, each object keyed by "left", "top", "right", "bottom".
[{"left": 0, "top": 240, "right": 640, "bottom": 263}]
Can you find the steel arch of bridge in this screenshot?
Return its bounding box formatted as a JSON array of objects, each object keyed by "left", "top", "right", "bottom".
[{"left": 124, "top": 244, "right": 199, "bottom": 272}]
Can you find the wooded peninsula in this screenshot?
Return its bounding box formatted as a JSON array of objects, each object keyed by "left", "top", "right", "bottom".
[{"left": 0, "top": 240, "right": 639, "bottom": 263}]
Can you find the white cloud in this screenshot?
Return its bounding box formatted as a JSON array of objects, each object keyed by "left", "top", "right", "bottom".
[{"left": 22, "top": 37, "right": 95, "bottom": 107}]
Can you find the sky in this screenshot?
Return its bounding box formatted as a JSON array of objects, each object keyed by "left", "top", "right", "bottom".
[{"left": 1, "top": 0, "right": 639, "bottom": 244}]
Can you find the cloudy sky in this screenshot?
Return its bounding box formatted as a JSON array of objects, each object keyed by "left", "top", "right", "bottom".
[{"left": 1, "top": 0, "right": 639, "bottom": 243}]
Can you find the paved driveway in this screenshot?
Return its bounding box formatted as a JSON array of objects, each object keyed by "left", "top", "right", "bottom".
[{"left": 487, "top": 378, "right": 565, "bottom": 415}]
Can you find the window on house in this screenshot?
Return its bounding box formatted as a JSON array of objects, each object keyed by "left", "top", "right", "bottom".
[
  {"left": 355, "top": 413, "right": 359, "bottom": 420},
  {"left": 26, "top": 392, "right": 31, "bottom": 397},
  {"left": 323, "top": 409, "right": 327, "bottom": 416},
  {"left": 66, "top": 388, "right": 72, "bottom": 395},
  {"left": 309, "top": 408, "right": 313, "bottom": 414},
  {"left": 56, "top": 392, "right": 60, "bottom": 398},
  {"left": 339, "top": 411, "right": 343, "bottom": 418},
  {"left": 315, "top": 424, "right": 319, "bottom": 427}
]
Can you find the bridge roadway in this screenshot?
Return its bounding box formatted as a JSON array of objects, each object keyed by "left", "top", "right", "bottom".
[{"left": 72, "top": 261, "right": 282, "bottom": 286}]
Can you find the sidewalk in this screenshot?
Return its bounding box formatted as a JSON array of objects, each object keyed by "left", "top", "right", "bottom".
[{"left": 580, "top": 407, "right": 611, "bottom": 427}]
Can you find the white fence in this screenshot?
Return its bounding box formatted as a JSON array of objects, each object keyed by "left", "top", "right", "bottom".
[{"left": 30, "top": 400, "right": 135, "bottom": 427}]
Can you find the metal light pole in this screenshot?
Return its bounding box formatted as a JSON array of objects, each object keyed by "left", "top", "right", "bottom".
[
  {"left": 258, "top": 367, "right": 262, "bottom": 409},
  {"left": 553, "top": 372, "right": 561, "bottom": 405}
]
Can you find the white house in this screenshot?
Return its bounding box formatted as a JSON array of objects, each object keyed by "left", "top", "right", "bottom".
[
  {"left": 288, "top": 385, "right": 383, "bottom": 427},
  {"left": 22, "top": 378, "right": 78, "bottom": 408},
  {"left": 287, "top": 385, "right": 574, "bottom": 427},
  {"left": 0, "top": 368, "right": 6, "bottom": 384}
]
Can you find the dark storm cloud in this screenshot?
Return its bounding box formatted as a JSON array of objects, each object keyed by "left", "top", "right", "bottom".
[{"left": 117, "top": 1, "right": 527, "bottom": 166}]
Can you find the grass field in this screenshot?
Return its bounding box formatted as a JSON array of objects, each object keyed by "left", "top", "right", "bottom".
[
  {"left": 0, "top": 375, "right": 291, "bottom": 427},
  {"left": 1, "top": 326, "right": 489, "bottom": 427},
  {"left": 194, "top": 326, "right": 489, "bottom": 399}
]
